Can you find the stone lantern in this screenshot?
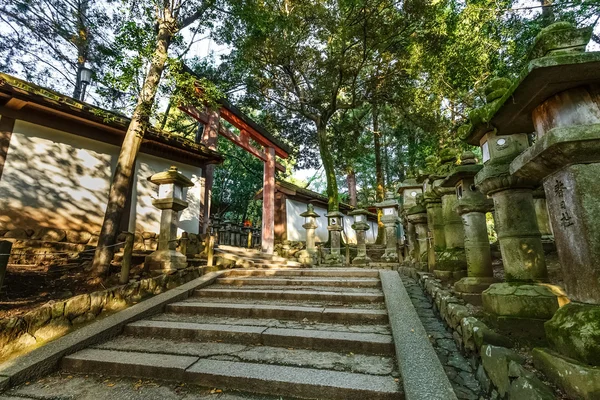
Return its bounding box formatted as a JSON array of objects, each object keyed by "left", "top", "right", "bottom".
[
  {"left": 398, "top": 178, "right": 423, "bottom": 262},
  {"left": 406, "top": 194, "right": 428, "bottom": 270},
  {"left": 375, "top": 191, "right": 400, "bottom": 263},
  {"left": 252, "top": 227, "right": 261, "bottom": 248},
  {"left": 420, "top": 157, "right": 447, "bottom": 272},
  {"left": 212, "top": 216, "right": 221, "bottom": 245},
  {"left": 460, "top": 76, "right": 567, "bottom": 336},
  {"left": 493, "top": 22, "right": 600, "bottom": 396},
  {"left": 298, "top": 203, "right": 320, "bottom": 265},
  {"left": 349, "top": 209, "right": 371, "bottom": 266},
  {"left": 441, "top": 152, "right": 496, "bottom": 305},
  {"left": 145, "top": 166, "right": 194, "bottom": 273},
  {"left": 324, "top": 210, "right": 345, "bottom": 266},
  {"left": 431, "top": 149, "right": 467, "bottom": 280}
]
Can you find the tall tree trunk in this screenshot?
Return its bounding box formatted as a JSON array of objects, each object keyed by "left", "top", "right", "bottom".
[
  {"left": 347, "top": 168, "right": 357, "bottom": 207},
  {"left": 316, "top": 120, "right": 339, "bottom": 212},
  {"left": 373, "top": 106, "right": 385, "bottom": 244},
  {"left": 90, "top": 18, "right": 174, "bottom": 279},
  {"left": 72, "top": 0, "right": 90, "bottom": 99}
]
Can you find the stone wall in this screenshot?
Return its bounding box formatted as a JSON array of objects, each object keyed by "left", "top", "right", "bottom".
[
  {"left": 399, "top": 267, "right": 558, "bottom": 400},
  {"left": 1, "top": 228, "right": 205, "bottom": 265},
  {"left": 0, "top": 266, "right": 204, "bottom": 362}
]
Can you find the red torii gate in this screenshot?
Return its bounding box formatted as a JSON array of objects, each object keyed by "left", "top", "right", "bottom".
[{"left": 181, "top": 100, "right": 290, "bottom": 254}]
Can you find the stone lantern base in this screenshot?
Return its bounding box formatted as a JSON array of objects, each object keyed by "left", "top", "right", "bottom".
[
  {"left": 352, "top": 254, "right": 371, "bottom": 266},
  {"left": 454, "top": 276, "right": 498, "bottom": 306},
  {"left": 297, "top": 249, "right": 316, "bottom": 266},
  {"left": 145, "top": 249, "right": 188, "bottom": 273},
  {"left": 432, "top": 248, "right": 467, "bottom": 281},
  {"left": 481, "top": 282, "right": 568, "bottom": 340}
]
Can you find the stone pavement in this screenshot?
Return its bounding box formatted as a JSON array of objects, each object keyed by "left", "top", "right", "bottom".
[{"left": 400, "top": 273, "right": 484, "bottom": 400}]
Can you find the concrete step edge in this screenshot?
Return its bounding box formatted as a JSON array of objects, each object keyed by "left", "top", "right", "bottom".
[
  {"left": 61, "top": 348, "right": 401, "bottom": 400},
  {"left": 123, "top": 320, "right": 394, "bottom": 354},
  {"left": 193, "top": 288, "right": 385, "bottom": 302}
]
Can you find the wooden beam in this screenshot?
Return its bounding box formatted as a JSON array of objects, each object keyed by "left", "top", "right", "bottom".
[{"left": 219, "top": 108, "right": 289, "bottom": 158}]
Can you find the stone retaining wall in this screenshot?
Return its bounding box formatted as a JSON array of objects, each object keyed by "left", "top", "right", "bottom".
[
  {"left": 0, "top": 266, "right": 204, "bottom": 362},
  {"left": 399, "top": 267, "right": 557, "bottom": 400},
  {"left": 1, "top": 228, "right": 204, "bottom": 265}
]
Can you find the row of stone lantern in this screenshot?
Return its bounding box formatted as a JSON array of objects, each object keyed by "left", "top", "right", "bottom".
[
  {"left": 297, "top": 192, "right": 402, "bottom": 267},
  {"left": 209, "top": 217, "right": 261, "bottom": 248},
  {"left": 400, "top": 22, "right": 599, "bottom": 399}
]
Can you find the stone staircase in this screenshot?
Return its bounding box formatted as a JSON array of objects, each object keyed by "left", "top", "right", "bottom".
[
  {"left": 215, "top": 245, "right": 305, "bottom": 269},
  {"left": 60, "top": 268, "right": 403, "bottom": 399}
]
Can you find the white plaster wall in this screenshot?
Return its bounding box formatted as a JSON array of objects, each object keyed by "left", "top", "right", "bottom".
[
  {"left": 0, "top": 120, "right": 119, "bottom": 231},
  {"left": 285, "top": 198, "right": 378, "bottom": 244},
  {"left": 131, "top": 153, "right": 202, "bottom": 235},
  {"left": 0, "top": 119, "right": 202, "bottom": 235}
]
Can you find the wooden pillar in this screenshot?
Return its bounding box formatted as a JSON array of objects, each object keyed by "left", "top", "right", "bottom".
[
  {"left": 262, "top": 147, "right": 275, "bottom": 254},
  {"left": 199, "top": 109, "right": 219, "bottom": 234},
  {"left": 0, "top": 116, "right": 16, "bottom": 181},
  {"left": 274, "top": 192, "right": 287, "bottom": 241}
]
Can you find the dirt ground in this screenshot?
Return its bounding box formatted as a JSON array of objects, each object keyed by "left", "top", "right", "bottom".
[{"left": 0, "top": 260, "right": 146, "bottom": 319}]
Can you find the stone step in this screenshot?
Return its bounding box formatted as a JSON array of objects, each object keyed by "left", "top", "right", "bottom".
[
  {"left": 165, "top": 301, "right": 389, "bottom": 323},
  {"left": 224, "top": 268, "right": 380, "bottom": 278},
  {"left": 194, "top": 288, "right": 385, "bottom": 303},
  {"left": 216, "top": 277, "right": 381, "bottom": 288},
  {"left": 123, "top": 320, "right": 394, "bottom": 354},
  {"left": 61, "top": 348, "right": 401, "bottom": 400}
]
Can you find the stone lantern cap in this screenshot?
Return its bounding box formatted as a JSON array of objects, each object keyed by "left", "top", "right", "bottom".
[
  {"left": 325, "top": 210, "right": 345, "bottom": 218},
  {"left": 300, "top": 203, "right": 320, "bottom": 218},
  {"left": 348, "top": 208, "right": 369, "bottom": 216},
  {"left": 148, "top": 165, "right": 194, "bottom": 187},
  {"left": 397, "top": 178, "right": 422, "bottom": 193},
  {"left": 374, "top": 191, "right": 399, "bottom": 209},
  {"left": 461, "top": 23, "right": 596, "bottom": 142},
  {"left": 440, "top": 152, "right": 483, "bottom": 187}
]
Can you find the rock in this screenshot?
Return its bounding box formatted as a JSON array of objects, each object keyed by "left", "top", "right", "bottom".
[
  {"left": 142, "top": 231, "right": 157, "bottom": 239},
  {"left": 65, "top": 230, "right": 92, "bottom": 244},
  {"left": 22, "top": 305, "right": 52, "bottom": 334},
  {"left": 50, "top": 301, "right": 65, "bottom": 319},
  {"left": 31, "top": 227, "right": 67, "bottom": 242},
  {"left": 476, "top": 364, "right": 491, "bottom": 394},
  {"left": 0, "top": 229, "right": 8, "bottom": 237},
  {"left": 481, "top": 345, "right": 525, "bottom": 397},
  {"left": 508, "top": 376, "right": 555, "bottom": 400},
  {"left": 461, "top": 317, "right": 512, "bottom": 350},
  {"left": 482, "top": 282, "right": 567, "bottom": 320},
  {"left": 64, "top": 294, "right": 91, "bottom": 320},
  {"left": 89, "top": 291, "right": 108, "bottom": 315},
  {"left": 33, "top": 317, "right": 71, "bottom": 342},
  {"left": 544, "top": 302, "right": 600, "bottom": 366},
  {"left": 72, "top": 312, "right": 97, "bottom": 325},
  {"left": 4, "top": 228, "right": 29, "bottom": 239},
  {"left": 88, "top": 231, "right": 100, "bottom": 246},
  {"left": 533, "top": 347, "right": 600, "bottom": 400}
]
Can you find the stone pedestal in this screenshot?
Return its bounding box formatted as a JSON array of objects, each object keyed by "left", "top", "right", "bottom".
[
  {"left": 434, "top": 188, "right": 467, "bottom": 280},
  {"left": 506, "top": 24, "right": 600, "bottom": 386},
  {"left": 532, "top": 188, "right": 554, "bottom": 242},
  {"left": 398, "top": 178, "right": 423, "bottom": 266},
  {"left": 423, "top": 192, "right": 444, "bottom": 273}
]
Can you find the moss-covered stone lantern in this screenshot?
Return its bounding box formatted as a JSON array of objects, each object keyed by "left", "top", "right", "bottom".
[
  {"left": 375, "top": 191, "right": 400, "bottom": 263},
  {"left": 398, "top": 178, "right": 423, "bottom": 262},
  {"left": 420, "top": 156, "right": 446, "bottom": 271},
  {"left": 460, "top": 76, "right": 567, "bottom": 338},
  {"left": 145, "top": 166, "right": 194, "bottom": 273},
  {"left": 298, "top": 203, "right": 320, "bottom": 265},
  {"left": 324, "top": 210, "right": 345, "bottom": 266},
  {"left": 489, "top": 22, "right": 600, "bottom": 395},
  {"left": 406, "top": 194, "right": 429, "bottom": 270},
  {"left": 431, "top": 149, "right": 467, "bottom": 280},
  {"left": 441, "top": 152, "right": 496, "bottom": 305},
  {"left": 212, "top": 216, "right": 221, "bottom": 245},
  {"left": 349, "top": 208, "right": 371, "bottom": 266}
]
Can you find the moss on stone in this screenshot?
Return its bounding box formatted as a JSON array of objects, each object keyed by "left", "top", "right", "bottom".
[{"left": 545, "top": 302, "right": 600, "bottom": 366}]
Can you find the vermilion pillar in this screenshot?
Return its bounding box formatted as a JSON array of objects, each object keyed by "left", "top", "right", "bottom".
[
  {"left": 262, "top": 146, "right": 275, "bottom": 254},
  {"left": 199, "top": 110, "right": 219, "bottom": 234}
]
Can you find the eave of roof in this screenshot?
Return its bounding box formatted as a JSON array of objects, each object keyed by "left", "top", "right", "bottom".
[{"left": 0, "top": 73, "right": 224, "bottom": 166}]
